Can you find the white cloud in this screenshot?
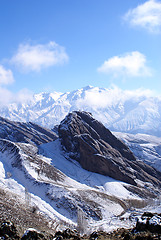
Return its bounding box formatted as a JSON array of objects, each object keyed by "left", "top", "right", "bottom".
[
  {"left": 0, "top": 87, "right": 34, "bottom": 107},
  {"left": 75, "top": 85, "right": 157, "bottom": 110},
  {"left": 14, "top": 88, "right": 34, "bottom": 103},
  {"left": 97, "top": 51, "right": 151, "bottom": 77},
  {"left": 0, "top": 65, "right": 14, "bottom": 85},
  {"left": 123, "top": 0, "right": 161, "bottom": 33},
  {"left": 11, "top": 41, "right": 69, "bottom": 72},
  {"left": 0, "top": 87, "right": 13, "bottom": 106}
]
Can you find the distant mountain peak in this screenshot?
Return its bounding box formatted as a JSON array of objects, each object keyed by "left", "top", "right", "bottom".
[
  {"left": 0, "top": 86, "right": 161, "bottom": 136},
  {"left": 81, "top": 85, "right": 94, "bottom": 90}
]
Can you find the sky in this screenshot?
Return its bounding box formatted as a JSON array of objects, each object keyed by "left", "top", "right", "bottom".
[{"left": 0, "top": 0, "right": 161, "bottom": 102}]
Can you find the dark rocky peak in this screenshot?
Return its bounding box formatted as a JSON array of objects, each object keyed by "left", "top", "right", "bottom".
[
  {"left": 58, "top": 111, "right": 161, "bottom": 186},
  {"left": 59, "top": 111, "right": 136, "bottom": 161}
]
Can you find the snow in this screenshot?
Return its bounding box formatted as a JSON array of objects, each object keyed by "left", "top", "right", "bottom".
[
  {"left": 39, "top": 139, "right": 139, "bottom": 200},
  {"left": 0, "top": 141, "right": 76, "bottom": 226},
  {"left": 0, "top": 137, "right": 140, "bottom": 233},
  {"left": 137, "top": 215, "right": 161, "bottom": 226},
  {"left": 114, "top": 132, "right": 161, "bottom": 172},
  {"left": 22, "top": 228, "right": 38, "bottom": 237},
  {"left": 0, "top": 161, "right": 5, "bottom": 178},
  {"left": 103, "top": 181, "right": 134, "bottom": 199},
  {"left": 149, "top": 216, "right": 161, "bottom": 226},
  {"left": 0, "top": 86, "right": 161, "bottom": 136},
  {"left": 0, "top": 130, "right": 161, "bottom": 233}
]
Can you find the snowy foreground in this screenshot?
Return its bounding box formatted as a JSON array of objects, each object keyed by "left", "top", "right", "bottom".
[{"left": 0, "top": 136, "right": 161, "bottom": 234}]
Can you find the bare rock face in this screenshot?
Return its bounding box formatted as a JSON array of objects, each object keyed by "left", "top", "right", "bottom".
[{"left": 58, "top": 111, "right": 161, "bottom": 186}]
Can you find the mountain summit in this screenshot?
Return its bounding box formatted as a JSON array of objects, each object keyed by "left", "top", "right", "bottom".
[{"left": 58, "top": 111, "right": 161, "bottom": 186}]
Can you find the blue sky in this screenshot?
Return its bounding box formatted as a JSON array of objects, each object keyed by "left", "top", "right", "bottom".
[{"left": 0, "top": 0, "right": 161, "bottom": 100}]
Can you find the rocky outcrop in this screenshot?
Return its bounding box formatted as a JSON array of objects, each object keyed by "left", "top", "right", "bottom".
[
  {"left": 58, "top": 111, "right": 161, "bottom": 186},
  {"left": 0, "top": 116, "right": 57, "bottom": 145},
  {"left": 1, "top": 218, "right": 161, "bottom": 240},
  {"left": 135, "top": 212, "right": 161, "bottom": 234},
  {"left": 0, "top": 221, "right": 54, "bottom": 239},
  {"left": 0, "top": 221, "right": 20, "bottom": 239}
]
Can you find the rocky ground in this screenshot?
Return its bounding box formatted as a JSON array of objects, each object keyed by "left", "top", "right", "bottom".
[{"left": 1, "top": 212, "right": 161, "bottom": 239}]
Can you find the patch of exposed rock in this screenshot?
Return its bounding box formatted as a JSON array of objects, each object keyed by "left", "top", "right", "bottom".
[
  {"left": 1, "top": 215, "right": 161, "bottom": 240},
  {"left": 0, "top": 221, "right": 20, "bottom": 239},
  {"left": 58, "top": 111, "right": 161, "bottom": 186}
]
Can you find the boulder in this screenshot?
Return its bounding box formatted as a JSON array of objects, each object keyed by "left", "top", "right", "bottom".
[
  {"left": 54, "top": 229, "right": 80, "bottom": 240},
  {"left": 0, "top": 221, "right": 20, "bottom": 239},
  {"left": 135, "top": 212, "right": 161, "bottom": 234}
]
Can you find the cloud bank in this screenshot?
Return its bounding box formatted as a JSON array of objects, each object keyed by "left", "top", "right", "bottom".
[
  {"left": 0, "top": 65, "right": 14, "bottom": 85},
  {"left": 0, "top": 65, "right": 15, "bottom": 106},
  {"left": 0, "top": 65, "right": 33, "bottom": 106},
  {"left": 97, "top": 51, "right": 151, "bottom": 78},
  {"left": 0, "top": 87, "right": 34, "bottom": 107},
  {"left": 75, "top": 86, "right": 156, "bottom": 110},
  {"left": 11, "top": 41, "right": 69, "bottom": 72},
  {"left": 123, "top": 0, "right": 161, "bottom": 33}
]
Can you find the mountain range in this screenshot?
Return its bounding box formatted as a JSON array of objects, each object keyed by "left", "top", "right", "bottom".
[
  {"left": 0, "top": 86, "right": 161, "bottom": 237},
  {"left": 0, "top": 110, "right": 161, "bottom": 236},
  {"left": 0, "top": 86, "right": 161, "bottom": 136}
]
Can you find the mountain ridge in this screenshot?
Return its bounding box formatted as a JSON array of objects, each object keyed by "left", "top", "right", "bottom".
[
  {"left": 0, "top": 116, "right": 57, "bottom": 145},
  {"left": 0, "top": 86, "right": 161, "bottom": 136}
]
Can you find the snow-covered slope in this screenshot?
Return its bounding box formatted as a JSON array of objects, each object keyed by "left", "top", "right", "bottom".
[
  {"left": 0, "top": 139, "right": 130, "bottom": 232},
  {"left": 1, "top": 112, "right": 161, "bottom": 234},
  {"left": 114, "top": 132, "right": 161, "bottom": 172},
  {"left": 1, "top": 137, "right": 160, "bottom": 234},
  {"left": 0, "top": 86, "right": 161, "bottom": 136}
]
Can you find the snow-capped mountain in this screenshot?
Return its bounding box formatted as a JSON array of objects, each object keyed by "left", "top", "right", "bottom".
[
  {"left": 1, "top": 112, "right": 161, "bottom": 235},
  {"left": 0, "top": 86, "right": 161, "bottom": 137}
]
